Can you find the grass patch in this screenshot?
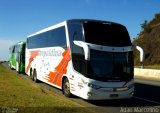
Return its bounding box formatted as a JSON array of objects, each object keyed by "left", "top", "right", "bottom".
[
  {"left": 0, "top": 64, "right": 94, "bottom": 113},
  {"left": 144, "top": 65, "right": 160, "bottom": 69},
  {"left": 135, "top": 65, "right": 160, "bottom": 69}
]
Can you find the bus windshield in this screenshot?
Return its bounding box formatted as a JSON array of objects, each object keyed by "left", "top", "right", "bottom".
[
  {"left": 86, "top": 50, "right": 133, "bottom": 81},
  {"left": 83, "top": 22, "right": 132, "bottom": 46},
  {"left": 70, "top": 20, "right": 133, "bottom": 81}
]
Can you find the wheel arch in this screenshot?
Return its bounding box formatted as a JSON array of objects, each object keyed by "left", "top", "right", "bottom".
[{"left": 62, "top": 76, "right": 68, "bottom": 90}]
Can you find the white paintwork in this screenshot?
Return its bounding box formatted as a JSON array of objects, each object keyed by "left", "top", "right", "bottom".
[
  {"left": 27, "top": 21, "right": 67, "bottom": 38},
  {"left": 87, "top": 42, "right": 132, "bottom": 52},
  {"left": 74, "top": 40, "right": 133, "bottom": 61},
  {"left": 73, "top": 41, "right": 90, "bottom": 60}
]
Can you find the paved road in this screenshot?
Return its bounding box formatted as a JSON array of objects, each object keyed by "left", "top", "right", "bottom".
[{"left": 2, "top": 62, "right": 160, "bottom": 113}]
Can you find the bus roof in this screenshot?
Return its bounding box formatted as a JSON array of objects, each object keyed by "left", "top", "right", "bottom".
[
  {"left": 16, "top": 41, "right": 26, "bottom": 45},
  {"left": 9, "top": 41, "right": 25, "bottom": 48},
  {"left": 27, "top": 19, "right": 124, "bottom": 38},
  {"left": 27, "top": 21, "right": 67, "bottom": 38}
]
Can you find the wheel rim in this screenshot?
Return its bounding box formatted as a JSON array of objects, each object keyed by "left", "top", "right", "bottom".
[{"left": 64, "top": 81, "right": 70, "bottom": 95}]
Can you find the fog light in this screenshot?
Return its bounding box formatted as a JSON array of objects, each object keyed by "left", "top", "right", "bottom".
[
  {"left": 116, "top": 87, "right": 128, "bottom": 91},
  {"left": 87, "top": 92, "right": 93, "bottom": 97},
  {"left": 130, "top": 92, "right": 134, "bottom": 95}
]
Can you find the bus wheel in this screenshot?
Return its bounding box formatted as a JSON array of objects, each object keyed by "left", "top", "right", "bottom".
[
  {"left": 30, "top": 69, "right": 34, "bottom": 80},
  {"left": 62, "top": 78, "right": 71, "bottom": 97},
  {"left": 16, "top": 62, "right": 20, "bottom": 74},
  {"left": 33, "top": 69, "right": 39, "bottom": 83},
  {"left": 9, "top": 62, "right": 12, "bottom": 69}
]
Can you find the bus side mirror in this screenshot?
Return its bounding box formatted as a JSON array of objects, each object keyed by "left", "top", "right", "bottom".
[
  {"left": 133, "top": 45, "right": 144, "bottom": 68},
  {"left": 73, "top": 41, "right": 90, "bottom": 61}
]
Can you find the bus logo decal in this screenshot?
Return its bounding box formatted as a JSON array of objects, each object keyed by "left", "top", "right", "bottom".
[
  {"left": 45, "top": 48, "right": 71, "bottom": 87},
  {"left": 26, "top": 50, "right": 39, "bottom": 73}
]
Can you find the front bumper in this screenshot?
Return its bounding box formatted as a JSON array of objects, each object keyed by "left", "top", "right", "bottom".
[{"left": 79, "top": 86, "right": 134, "bottom": 100}]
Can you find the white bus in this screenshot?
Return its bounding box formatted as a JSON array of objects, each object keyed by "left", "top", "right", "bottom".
[{"left": 26, "top": 19, "right": 140, "bottom": 100}]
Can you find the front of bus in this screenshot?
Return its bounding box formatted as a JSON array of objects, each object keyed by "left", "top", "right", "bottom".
[{"left": 68, "top": 19, "right": 134, "bottom": 100}]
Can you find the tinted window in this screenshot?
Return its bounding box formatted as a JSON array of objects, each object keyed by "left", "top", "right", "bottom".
[
  {"left": 12, "top": 46, "right": 16, "bottom": 53},
  {"left": 27, "top": 26, "right": 66, "bottom": 49},
  {"left": 86, "top": 50, "right": 134, "bottom": 81},
  {"left": 48, "top": 26, "right": 66, "bottom": 48},
  {"left": 9, "top": 46, "right": 14, "bottom": 53},
  {"left": 67, "top": 23, "right": 86, "bottom": 74},
  {"left": 67, "top": 23, "right": 84, "bottom": 51},
  {"left": 15, "top": 45, "right": 20, "bottom": 53},
  {"left": 72, "top": 45, "right": 86, "bottom": 75},
  {"left": 83, "top": 22, "right": 131, "bottom": 46}
]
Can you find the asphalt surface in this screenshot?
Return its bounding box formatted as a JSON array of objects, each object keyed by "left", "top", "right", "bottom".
[{"left": 2, "top": 62, "right": 160, "bottom": 113}]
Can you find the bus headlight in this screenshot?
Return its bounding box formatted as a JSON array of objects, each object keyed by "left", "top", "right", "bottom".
[
  {"left": 88, "top": 83, "right": 101, "bottom": 90},
  {"left": 116, "top": 87, "right": 128, "bottom": 91}
]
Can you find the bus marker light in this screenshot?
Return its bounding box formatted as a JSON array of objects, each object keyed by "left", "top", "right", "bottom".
[{"left": 87, "top": 92, "right": 93, "bottom": 96}]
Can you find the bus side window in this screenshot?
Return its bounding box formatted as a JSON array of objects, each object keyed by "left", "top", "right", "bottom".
[
  {"left": 72, "top": 31, "right": 86, "bottom": 74},
  {"left": 12, "top": 46, "right": 15, "bottom": 53}
]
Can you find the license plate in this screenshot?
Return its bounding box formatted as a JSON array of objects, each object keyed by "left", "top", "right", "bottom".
[{"left": 110, "top": 94, "right": 118, "bottom": 98}]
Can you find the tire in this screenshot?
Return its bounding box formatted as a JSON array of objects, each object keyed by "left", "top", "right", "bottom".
[
  {"left": 33, "top": 70, "right": 39, "bottom": 83},
  {"left": 30, "top": 69, "right": 34, "bottom": 80},
  {"left": 62, "top": 78, "right": 72, "bottom": 97},
  {"left": 9, "top": 62, "right": 12, "bottom": 69},
  {"left": 16, "top": 62, "right": 20, "bottom": 74},
  {"left": 9, "top": 62, "right": 13, "bottom": 70}
]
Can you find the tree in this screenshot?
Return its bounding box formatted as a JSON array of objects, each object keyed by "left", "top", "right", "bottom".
[
  {"left": 141, "top": 20, "right": 152, "bottom": 33},
  {"left": 141, "top": 20, "right": 148, "bottom": 30}
]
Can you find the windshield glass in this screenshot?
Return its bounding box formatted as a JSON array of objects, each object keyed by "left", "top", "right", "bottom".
[
  {"left": 86, "top": 50, "right": 133, "bottom": 81},
  {"left": 69, "top": 20, "right": 133, "bottom": 81},
  {"left": 83, "top": 22, "right": 131, "bottom": 46}
]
